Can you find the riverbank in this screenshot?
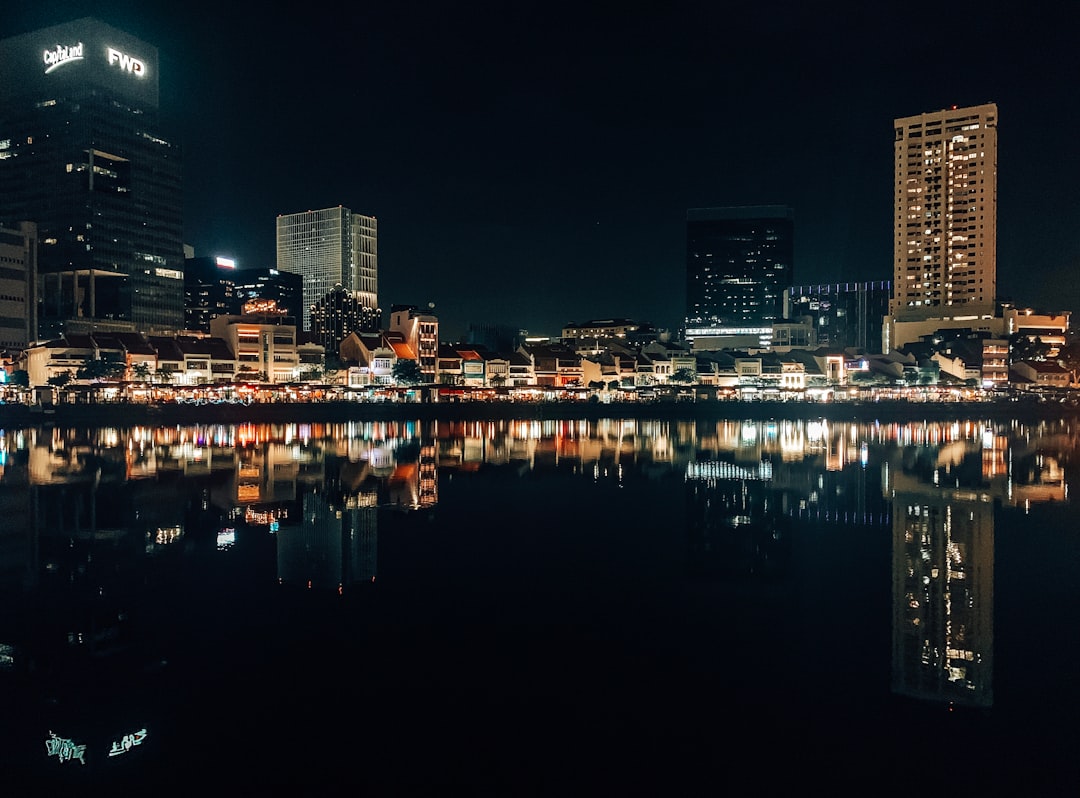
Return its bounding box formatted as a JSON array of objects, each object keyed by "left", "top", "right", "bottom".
[{"left": 2, "top": 396, "right": 1078, "bottom": 428}]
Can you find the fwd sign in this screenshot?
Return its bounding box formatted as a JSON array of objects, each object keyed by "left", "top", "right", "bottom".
[{"left": 107, "top": 47, "right": 145, "bottom": 75}]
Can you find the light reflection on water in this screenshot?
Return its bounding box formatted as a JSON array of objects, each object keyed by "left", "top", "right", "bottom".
[{"left": 1, "top": 416, "right": 1079, "bottom": 789}]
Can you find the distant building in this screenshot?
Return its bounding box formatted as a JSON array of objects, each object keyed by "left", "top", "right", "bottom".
[
  {"left": 562, "top": 318, "right": 643, "bottom": 342},
  {"left": 886, "top": 103, "right": 998, "bottom": 351},
  {"left": 184, "top": 256, "right": 237, "bottom": 333},
  {"left": 785, "top": 281, "right": 891, "bottom": 354},
  {"left": 210, "top": 312, "right": 299, "bottom": 383},
  {"left": 147, "top": 334, "right": 236, "bottom": 385},
  {"left": 232, "top": 267, "right": 304, "bottom": 320},
  {"left": 276, "top": 207, "right": 377, "bottom": 332},
  {"left": 310, "top": 284, "right": 381, "bottom": 357},
  {"left": 463, "top": 322, "right": 522, "bottom": 352},
  {"left": 0, "top": 222, "right": 37, "bottom": 351},
  {"left": 389, "top": 304, "right": 438, "bottom": 382},
  {"left": 0, "top": 18, "right": 185, "bottom": 338},
  {"left": 685, "top": 205, "right": 794, "bottom": 350},
  {"left": 1002, "top": 306, "right": 1070, "bottom": 357},
  {"left": 1012, "top": 360, "right": 1070, "bottom": 389}
]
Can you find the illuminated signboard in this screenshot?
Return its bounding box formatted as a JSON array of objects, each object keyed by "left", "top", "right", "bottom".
[
  {"left": 42, "top": 41, "right": 147, "bottom": 79},
  {"left": 43, "top": 42, "right": 84, "bottom": 73},
  {"left": 107, "top": 46, "right": 145, "bottom": 75},
  {"left": 216, "top": 256, "right": 237, "bottom": 269},
  {"left": 45, "top": 731, "right": 86, "bottom": 765}
]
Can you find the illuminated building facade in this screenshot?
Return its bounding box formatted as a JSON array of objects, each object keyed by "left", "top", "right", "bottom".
[
  {"left": 685, "top": 206, "right": 794, "bottom": 350},
  {"left": 887, "top": 104, "right": 997, "bottom": 350},
  {"left": 183, "top": 256, "right": 236, "bottom": 334},
  {"left": 209, "top": 312, "right": 299, "bottom": 383},
  {"left": 389, "top": 304, "right": 439, "bottom": 381},
  {"left": 231, "top": 267, "right": 303, "bottom": 320},
  {"left": 784, "top": 281, "right": 891, "bottom": 354},
  {"left": 884, "top": 447, "right": 995, "bottom": 708},
  {"left": 0, "top": 222, "right": 37, "bottom": 350},
  {"left": 0, "top": 19, "right": 185, "bottom": 339},
  {"left": 275, "top": 207, "right": 377, "bottom": 332},
  {"left": 310, "top": 283, "right": 381, "bottom": 357}
]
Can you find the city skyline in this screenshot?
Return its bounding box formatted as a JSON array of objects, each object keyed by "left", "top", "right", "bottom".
[{"left": 6, "top": 2, "right": 1079, "bottom": 342}]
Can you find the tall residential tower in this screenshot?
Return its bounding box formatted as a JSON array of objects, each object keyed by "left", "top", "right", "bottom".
[
  {"left": 887, "top": 103, "right": 998, "bottom": 350},
  {"left": 0, "top": 18, "right": 185, "bottom": 340},
  {"left": 276, "top": 207, "right": 378, "bottom": 332}
]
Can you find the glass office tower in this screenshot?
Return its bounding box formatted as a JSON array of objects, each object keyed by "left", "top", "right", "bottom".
[
  {"left": 276, "top": 207, "right": 378, "bottom": 333},
  {"left": 0, "top": 18, "right": 185, "bottom": 340},
  {"left": 685, "top": 206, "right": 794, "bottom": 349}
]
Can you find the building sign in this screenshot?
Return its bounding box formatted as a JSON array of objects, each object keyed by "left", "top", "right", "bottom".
[
  {"left": 45, "top": 731, "right": 87, "bottom": 765},
  {"left": 107, "top": 47, "right": 145, "bottom": 75},
  {"left": 43, "top": 42, "right": 84, "bottom": 73},
  {"left": 108, "top": 728, "right": 148, "bottom": 757}
]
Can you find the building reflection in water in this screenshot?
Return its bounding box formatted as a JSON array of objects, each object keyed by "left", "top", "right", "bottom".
[
  {"left": 0, "top": 416, "right": 1076, "bottom": 769},
  {"left": 883, "top": 421, "right": 1069, "bottom": 709}
]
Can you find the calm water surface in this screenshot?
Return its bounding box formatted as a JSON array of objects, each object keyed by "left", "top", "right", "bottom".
[{"left": 1, "top": 415, "right": 1079, "bottom": 793}]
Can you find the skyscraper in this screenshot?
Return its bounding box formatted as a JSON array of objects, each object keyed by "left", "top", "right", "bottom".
[
  {"left": 891, "top": 104, "right": 998, "bottom": 321},
  {"left": 183, "top": 256, "right": 236, "bottom": 333},
  {"left": 0, "top": 18, "right": 185, "bottom": 340},
  {"left": 684, "top": 206, "right": 794, "bottom": 349},
  {"left": 231, "top": 267, "right": 303, "bottom": 319},
  {"left": 276, "top": 207, "right": 378, "bottom": 332}
]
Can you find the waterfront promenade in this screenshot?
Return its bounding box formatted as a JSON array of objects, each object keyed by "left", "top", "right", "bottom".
[{"left": 2, "top": 394, "right": 1077, "bottom": 428}]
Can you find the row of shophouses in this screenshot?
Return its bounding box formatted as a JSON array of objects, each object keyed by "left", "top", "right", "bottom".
[
  {"left": 11, "top": 319, "right": 865, "bottom": 393},
  {"left": 8, "top": 309, "right": 1073, "bottom": 394}
]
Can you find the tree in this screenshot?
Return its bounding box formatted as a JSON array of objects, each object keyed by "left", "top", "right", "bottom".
[
  {"left": 323, "top": 354, "right": 345, "bottom": 385},
  {"left": 1009, "top": 333, "right": 1051, "bottom": 366},
  {"left": 1057, "top": 341, "right": 1080, "bottom": 386},
  {"left": 131, "top": 362, "right": 153, "bottom": 382},
  {"left": 670, "top": 367, "right": 697, "bottom": 385},
  {"left": 77, "top": 356, "right": 126, "bottom": 382},
  {"left": 489, "top": 374, "right": 507, "bottom": 388},
  {"left": 8, "top": 369, "right": 29, "bottom": 387},
  {"left": 155, "top": 364, "right": 176, "bottom": 384},
  {"left": 48, "top": 371, "right": 73, "bottom": 387},
  {"left": 236, "top": 364, "right": 265, "bottom": 382},
  {"left": 392, "top": 359, "right": 424, "bottom": 386}
]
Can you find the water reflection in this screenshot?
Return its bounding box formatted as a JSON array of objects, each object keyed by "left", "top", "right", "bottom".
[{"left": 0, "top": 416, "right": 1076, "bottom": 781}]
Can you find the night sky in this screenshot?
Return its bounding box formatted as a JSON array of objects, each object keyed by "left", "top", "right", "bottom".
[{"left": 7, "top": 1, "right": 1080, "bottom": 341}]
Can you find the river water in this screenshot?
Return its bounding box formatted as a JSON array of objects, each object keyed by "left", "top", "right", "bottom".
[{"left": 1, "top": 415, "right": 1078, "bottom": 792}]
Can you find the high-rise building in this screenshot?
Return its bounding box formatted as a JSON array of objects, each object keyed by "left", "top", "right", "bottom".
[
  {"left": 231, "top": 267, "right": 303, "bottom": 320},
  {"left": 0, "top": 222, "right": 37, "bottom": 351},
  {"left": 889, "top": 103, "right": 998, "bottom": 333},
  {"left": 275, "top": 207, "right": 378, "bottom": 332},
  {"left": 0, "top": 19, "right": 185, "bottom": 339},
  {"left": 785, "top": 281, "right": 892, "bottom": 353},
  {"left": 310, "top": 284, "right": 381, "bottom": 358},
  {"left": 184, "top": 256, "right": 237, "bottom": 333},
  {"left": 685, "top": 206, "right": 794, "bottom": 350}
]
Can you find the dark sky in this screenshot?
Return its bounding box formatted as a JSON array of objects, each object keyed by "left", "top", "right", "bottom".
[{"left": 8, "top": 1, "right": 1080, "bottom": 341}]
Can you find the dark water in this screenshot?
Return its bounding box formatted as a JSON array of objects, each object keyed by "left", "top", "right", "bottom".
[{"left": 1, "top": 416, "right": 1079, "bottom": 793}]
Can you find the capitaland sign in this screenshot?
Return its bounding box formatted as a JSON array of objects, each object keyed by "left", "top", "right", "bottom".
[
  {"left": 42, "top": 41, "right": 147, "bottom": 78},
  {"left": 43, "top": 42, "right": 84, "bottom": 74},
  {"left": 107, "top": 47, "right": 145, "bottom": 75}
]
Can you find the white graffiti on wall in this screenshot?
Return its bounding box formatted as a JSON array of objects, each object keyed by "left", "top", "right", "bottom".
[
  {"left": 108, "top": 728, "right": 148, "bottom": 757},
  {"left": 45, "top": 731, "right": 86, "bottom": 765}
]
